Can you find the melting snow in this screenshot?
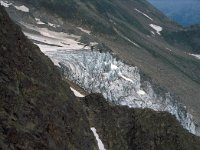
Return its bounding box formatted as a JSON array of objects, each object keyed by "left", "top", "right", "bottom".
[
  {"left": 135, "top": 8, "right": 153, "bottom": 21},
  {"left": 14, "top": 5, "right": 29, "bottom": 12},
  {"left": 22, "top": 23, "right": 87, "bottom": 52},
  {"left": 0, "top": 1, "right": 12, "bottom": 7},
  {"left": 77, "top": 27, "right": 91, "bottom": 34},
  {"left": 149, "top": 24, "right": 162, "bottom": 35},
  {"left": 91, "top": 127, "right": 106, "bottom": 150},
  {"left": 70, "top": 87, "right": 85, "bottom": 97},
  {"left": 189, "top": 54, "right": 200, "bottom": 60}
]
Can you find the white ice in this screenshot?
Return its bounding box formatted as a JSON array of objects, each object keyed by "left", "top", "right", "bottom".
[
  {"left": 111, "top": 63, "right": 118, "bottom": 70},
  {"left": 137, "top": 90, "right": 146, "bottom": 95}
]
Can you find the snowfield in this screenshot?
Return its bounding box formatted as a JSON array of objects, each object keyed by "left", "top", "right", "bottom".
[
  {"left": 149, "top": 24, "right": 163, "bottom": 35},
  {"left": 0, "top": 1, "right": 12, "bottom": 7},
  {"left": 14, "top": 5, "right": 29, "bottom": 12}
]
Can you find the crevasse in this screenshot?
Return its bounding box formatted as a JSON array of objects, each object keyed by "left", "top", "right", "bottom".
[{"left": 46, "top": 49, "right": 197, "bottom": 135}]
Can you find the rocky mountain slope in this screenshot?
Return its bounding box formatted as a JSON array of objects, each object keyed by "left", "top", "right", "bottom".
[
  {"left": 1, "top": 4, "right": 200, "bottom": 150},
  {"left": 1, "top": 0, "right": 200, "bottom": 135},
  {"left": 0, "top": 6, "right": 97, "bottom": 149},
  {"left": 83, "top": 94, "right": 200, "bottom": 150}
]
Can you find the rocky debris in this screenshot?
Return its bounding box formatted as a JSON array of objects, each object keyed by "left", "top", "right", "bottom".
[{"left": 83, "top": 94, "right": 200, "bottom": 150}]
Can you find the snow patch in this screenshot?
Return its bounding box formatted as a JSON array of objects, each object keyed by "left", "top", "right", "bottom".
[
  {"left": 14, "top": 5, "right": 29, "bottom": 12},
  {"left": 70, "top": 87, "right": 85, "bottom": 97},
  {"left": 48, "top": 22, "right": 60, "bottom": 28},
  {"left": 35, "top": 18, "right": 45, "bottom": 25},
  {"left": 149, "top": 24, "right": 162, "bottom": 35},
  {"left": 91, "top": 127, "right": 106, "bottom": 150},
  {"left": 189, "top": 53, "right": 200, "bottom": 60},
  {"left": 135, "top": 8, "right": 153, "bottom": 21},
  {"left": 77, "top": 27, "right": 91, "bottom": 34},
  {"left": 0, "top": 1, "right": 12, "bottom": 7}
]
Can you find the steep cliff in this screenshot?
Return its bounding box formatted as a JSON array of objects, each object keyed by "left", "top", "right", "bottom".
[{"left": 0, "top": 6, "right": 97, "bottom": 149}]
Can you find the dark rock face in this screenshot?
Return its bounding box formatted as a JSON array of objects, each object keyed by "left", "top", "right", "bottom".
[
  {"left": 0, "top": 6, "right": 97, "bottom": 150},
  {"left": 83, "top": 94, "right": 200, "bottom": 150}
]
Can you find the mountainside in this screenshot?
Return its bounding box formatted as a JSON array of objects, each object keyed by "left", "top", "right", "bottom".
[
  {"left": 2, "top": 0, "right": 200, "bottom": 136},
  {"left": 83, "top": 94, "right": 200, "bottom": 150},
  {"left": 0, "top": 6, "right": 97, "bottom": 149},
  {"left": 1, "top": 3, "right": 200, "bottom": 150}
]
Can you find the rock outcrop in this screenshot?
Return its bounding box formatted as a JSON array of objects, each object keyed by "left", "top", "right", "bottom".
[
  {"left": 0, "top": 6, "right": 97, "bottom": 149},
  {"left": 83, "top": 94, "right": 200, "bottom": 150}
]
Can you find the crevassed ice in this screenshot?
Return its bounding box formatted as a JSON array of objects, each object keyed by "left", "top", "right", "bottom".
[{"left": 44, "top": 49, "right": 196, "bottom": 135}]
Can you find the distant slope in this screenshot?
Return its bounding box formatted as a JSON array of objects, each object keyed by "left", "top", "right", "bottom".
[{"left": 148, "top": 0, "right": 200, "bottom": 26}]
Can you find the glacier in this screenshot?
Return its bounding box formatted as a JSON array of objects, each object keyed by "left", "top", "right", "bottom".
[{"left": 44, "top": 48, "right": 197, "bottom": 135}]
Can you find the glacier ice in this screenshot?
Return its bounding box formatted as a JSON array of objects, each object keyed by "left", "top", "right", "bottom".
[{"left": 44, "top": 49, "right": 197, "bottom": 135}]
